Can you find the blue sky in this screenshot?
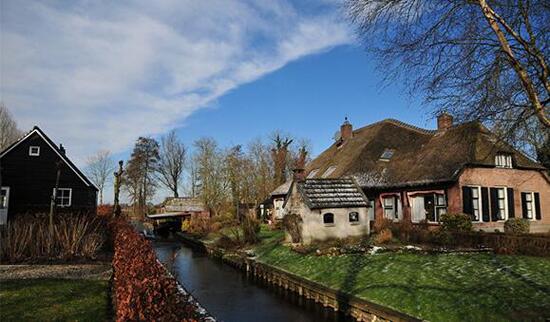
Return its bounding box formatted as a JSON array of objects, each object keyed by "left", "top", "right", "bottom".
[
  {"left": 170, "top": 44, "right": 434, "bottom": 158},
  {"left": 1, "top": 1, "right": 438, "bottom": 201}
]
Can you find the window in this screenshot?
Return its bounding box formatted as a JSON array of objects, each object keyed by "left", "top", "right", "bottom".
[
  {"left": 29, "top": 146, "right": 40, "bottom": 156},
  {"left": 323, "top": 213, "right": 334, "bottom": 225},
  {"left": 54, "top": 188, "right": 72, "bottom": 207},
  {"left": 470, "top": 187, "right": 482, "bottom": 221},
  {"left": 495, "top": 154, "right": 512, "bottom": 168},
  {"left": 495, "top": 187, "right": 507, "bottom": 220},
  {"left": 523, "top": 192, "right": 534, "bottom": 219},
  {"left": 383, "top": 196, "right": 398, "bottom": 220},
  {"left": 307, "top": 169, "right": 319, "bottom": 178},
  {"left": 379, "top": 148, "right": 395, "bottom": 161},
  {"left": 349, "top": 211, "right": 359, "bottom": 223},
  {"left": 424, "top": 193, "right": 447, "bottom": 222},
  {"left": 521, "top": 192, "right": 540, "bottom": 220},
  {"left": 321, "top": 166, "right": 337, "bottom": 178}
]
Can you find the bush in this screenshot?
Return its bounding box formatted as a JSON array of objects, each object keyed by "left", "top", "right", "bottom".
[
  {"left": 186, "top": 216, "right": 211, "bottom": 238},
  {"left": 373, "top": 217, "right": 393, "bottom": 233},
  {"left": 242, "top": 215, "right": 261, "bottom": 244},
  {"left": 440, "top": 213, "right": 472, "bottom": 232},
  {"left": 282, "top": 213, "right": 302, "bottom": 243},
  {"left": 96, "top": 204, "right": 113, "bottom": 217},
  {"left": 430, "top": 229, "right": 454, "bottom": 245},
  {"left": 212, "top": 212, "right": 238, "bottom": 227},
  {"left": 374, "top": 228, "right": 393, "bottom": 244},
  {"left": 210, "top": 222, "right": 222, "bottom": 232},
  {"left": 110, "top": 219, "right": 200, "bottom": 321},
  {"left": 0, "top": 213, "right": 106, "bottom": 263},
  {"left": 504, "top": 218, "right": 530, "bottom": 234},
  {"left": 391, "top": 220, "right": 413, "bottom": 242}
]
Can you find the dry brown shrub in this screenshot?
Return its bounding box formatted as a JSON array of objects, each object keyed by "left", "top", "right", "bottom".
[{"left": 374, "top": 228, "right": 393, "bottom": 244}]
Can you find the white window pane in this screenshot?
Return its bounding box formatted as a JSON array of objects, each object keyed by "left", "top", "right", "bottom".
[
  {"left": 526, "top": 203, "right": 532, "bottom": 210},
  {"left": 472, "top": 188, "right": 479, "bottom": 198},
  {"left": 498, "top": 189, "right": 504, "bottom": 198},
  {"left": 384, "top": 197, "right": 394, "bottom": 207},
  {"left": 526, "top": 193, "right": 532, "bottom": 201}
]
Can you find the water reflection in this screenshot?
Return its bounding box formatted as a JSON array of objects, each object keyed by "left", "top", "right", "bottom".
[{"left": 154, "top": 242, "right": 351, "bottom": 322}]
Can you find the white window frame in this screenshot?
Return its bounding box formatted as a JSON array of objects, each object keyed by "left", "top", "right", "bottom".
[
  {"left": 426, "top": 193, "right": 447, "bottom": 223},
  {"left": 467, "top": 186, "right": 483, "bottom": 222},
  {"left": 29, "top": 146, "right": 40, "bottom": 156},
  {"left": 53, "top": 188, "right": 72, "bottom": 207},
  {"left": 522, "top": 192, "right": 537, "bottom": 220},
  {"left": 383, "top": 196, "right": 398, "bottom": 220},
  {"left": 495, "top": 154, "right": 512, "bottom": 168},
  {"left": 494, "top": 187, "right": 508, "bottom": 221}
]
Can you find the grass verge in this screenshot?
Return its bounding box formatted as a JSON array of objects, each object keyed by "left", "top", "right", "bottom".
[
  {"left": 0, "top": 279, "right": 110, "bottom": 322},
  {"left": 251, "top": 227, "right": 550, "bottom": 322}
]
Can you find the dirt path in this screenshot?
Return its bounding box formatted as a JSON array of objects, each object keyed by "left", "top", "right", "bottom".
[{"left": 0, "top": 264, "right": 112, "bottom": 280}]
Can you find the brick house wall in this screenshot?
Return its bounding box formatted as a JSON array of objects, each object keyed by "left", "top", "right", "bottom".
[{"left": 448, "top": 167, "right": 550, "bottom": 233}]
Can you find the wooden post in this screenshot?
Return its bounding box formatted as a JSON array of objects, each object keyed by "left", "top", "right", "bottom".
[
  {"left": 113, "top": 160, "right": 124, "bottom": 218},
  {"left": 49, "top": 161, "right": 62, "bottom": 236}
]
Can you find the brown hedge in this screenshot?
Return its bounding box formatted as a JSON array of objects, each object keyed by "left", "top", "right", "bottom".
[
  {"left": 111, "top": 219, "right": 199, "bottom": 321},
  {"left": 450, "top": 231, "right": 550, "bottom": 257}
]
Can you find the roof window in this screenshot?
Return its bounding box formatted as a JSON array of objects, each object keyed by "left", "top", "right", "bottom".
[
  {"left": 495, "top": 153, "right": 512, "bottom": 168},
  {"left": 379, "top": 148, "right": 394, "bottom": 161},
  {"left": 322, "top": 166, "right": 337, "bottom": 178},
  {"left": 307, "top": 169, "right": 319, "bottom": 178}
]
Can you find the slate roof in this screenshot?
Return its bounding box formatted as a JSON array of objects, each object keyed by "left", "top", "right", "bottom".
[
  {"left": 306, "top": 119, "right": 546, "bottom": 189},
  {"left": 298, "top": 178, "right": 368, "bottom": 209}
]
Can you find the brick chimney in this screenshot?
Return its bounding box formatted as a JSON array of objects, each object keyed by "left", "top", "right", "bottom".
[
  {"left": 292, "top": 168, "right": 305, "bottom": 182},
  {"left": 437, "top": 112, "right": 453, "bottom": 131},
  {"left": 340, "top": 117, "right": 353, "bottom": 140}
]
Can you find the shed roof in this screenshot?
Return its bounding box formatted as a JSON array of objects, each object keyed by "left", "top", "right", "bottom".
[{"left": 297, "top": 178, "right": 368, "bottom": 209}]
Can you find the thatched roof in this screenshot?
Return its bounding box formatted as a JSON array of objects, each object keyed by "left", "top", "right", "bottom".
[
  {"left": 306, "top": 119, "right": 544, "bottom": 189},
  {"left": 271, "top": 180, "right": 292, "bottom": 197},
  {"left": 297, "top": 178, "right": 368, "bottom": 209}
]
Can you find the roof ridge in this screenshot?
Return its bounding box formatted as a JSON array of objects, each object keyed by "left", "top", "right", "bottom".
[{"left": 352, "top": 118, "right": 435, "bottom": 135}]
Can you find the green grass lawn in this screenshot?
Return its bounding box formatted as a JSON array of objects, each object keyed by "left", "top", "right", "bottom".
[
  {"left": 0, "top": 279, "right": 110, "bottom": 322},
  {"left": 252, "top": 227, "right": 550, "bottom": 322}
]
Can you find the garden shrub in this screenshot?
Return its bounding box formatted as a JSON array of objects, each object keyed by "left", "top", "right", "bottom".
[
  {"left": 110, "top": 219, "right": 200, "bottom": 321},
  {"left": 430, "top": 229, "right": 454, "bottom": 246},
  {"left": 242, "top": 215, "right": 261, "bottom": 244},
  {"left": 373, "top": 228, "right": 393, "bottom": 244},
  {"left": 187, "top": 216, "right": 211, "bottom": 238},
  {"left": 391, "top": 220, "right": 413, "bottom": 242},
  {"left": 283, "top": 213, "right": 302, "bottom": 243},
  {"left": 210, "top": 222, "right": 222, "bottom": 232},
  {"left": 373, "top": 217, "right": 393, "bottom": 233},
  {"left": 440, "top": 213, "right": 472, "bottom": 232},
  {"left": 504, "top": 218, "right": 530, "bottom": 234},
  {"left": 0, "top": 213, "right": 106, "bottom": 263},
  {"left": 96, "top": 204, "right": 113, "bottom": 217}
]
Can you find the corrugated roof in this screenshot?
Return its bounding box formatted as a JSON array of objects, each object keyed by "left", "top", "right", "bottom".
[{"left": 298, "top": 178, "right": 368, "bottom": 209}]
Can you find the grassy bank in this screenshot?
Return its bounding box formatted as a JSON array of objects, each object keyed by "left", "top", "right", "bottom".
[
  {"left": 248, "top": 227, "right": 550, "bottom": 321},
  {"left": 0, "top": 279, "right": 110, "bottom": 321}
]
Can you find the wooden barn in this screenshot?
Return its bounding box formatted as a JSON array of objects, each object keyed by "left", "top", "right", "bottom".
[{"left": 0, "top": 126, "right": 98, "bottom": 223}]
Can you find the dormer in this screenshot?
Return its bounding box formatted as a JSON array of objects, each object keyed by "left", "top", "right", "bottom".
[{"left": 495, "top": 153, "right": 513, "bottom": 168}]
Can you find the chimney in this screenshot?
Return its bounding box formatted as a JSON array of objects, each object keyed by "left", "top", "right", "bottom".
[
  {"left": 340, "top": 117, "right": 353, "bottom": 140},
  {"left": 437, "top": 112, "right": 453, "bottom": 131},
  {"left": 292, "top": 168, "right": 306, "bottom": 182},
  {"left": 59, "top": 144, "right": 66, "bottom": 155}
]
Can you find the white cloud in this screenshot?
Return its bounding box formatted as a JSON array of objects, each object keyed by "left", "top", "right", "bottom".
[{"left": 1, "top": 0, "right": 351, "bottom": 165}]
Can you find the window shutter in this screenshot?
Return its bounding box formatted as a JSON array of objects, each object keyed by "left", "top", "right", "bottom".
[
  {"left": 490, "top": 188, "right": 499, "bottom": 221},
  {"left": 462, "top": 187, "right": 472, "bottom": 216},
  {"left": 534, "top": 193, "right": 541, "bottom": 220},
  {"left": 481, "top": 187, "right": 490, "bottom": 222},
  {"left": 507, "top": 188, "right": 515, "bottom": 218},
  {"left": 521, "top": 193, "right": 528, "bottom": 219}
]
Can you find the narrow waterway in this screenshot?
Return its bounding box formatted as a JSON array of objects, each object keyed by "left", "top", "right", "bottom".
[{"left": 153, "top": 241, "right": 351, "bottom": 322}]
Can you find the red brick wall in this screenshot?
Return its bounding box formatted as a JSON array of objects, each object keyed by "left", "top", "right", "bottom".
[{"left": 449, "top": 167, "right": 550, "bottom": 233}]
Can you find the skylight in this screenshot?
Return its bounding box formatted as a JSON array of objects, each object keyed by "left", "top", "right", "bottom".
[
  {"left": 380, "top": 149, "right": 395, "bottom": 161},
  {"left": 322, "top": 166, "right": 337, "bottom": 178},
  {"left": 307, "top": 169, "right": 319, "bottom": 178}
]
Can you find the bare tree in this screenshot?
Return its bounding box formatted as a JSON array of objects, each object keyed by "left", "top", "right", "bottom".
[
  {"left": 0, "top": 103, "right": 22, "bottom": 151},
  {"left": 85, "top": 150, "right": 115, "bottom": 205},
  {"left": 346, "top": 0, "right": 549, "bottom": 145},
  {"left": 158, "top": 130, "right": 186, "bottom": 198},
  {"left": 271, "top": 133, "right": 293, "bottom": 186}
]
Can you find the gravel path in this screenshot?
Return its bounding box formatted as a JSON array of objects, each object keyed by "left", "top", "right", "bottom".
[{"left": 0, "top": 264, "right": 112, "bottom": 280}]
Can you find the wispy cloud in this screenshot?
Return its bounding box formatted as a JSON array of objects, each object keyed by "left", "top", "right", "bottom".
[{"left": 1, "top": 0, "right": 351, "bottom": 164}]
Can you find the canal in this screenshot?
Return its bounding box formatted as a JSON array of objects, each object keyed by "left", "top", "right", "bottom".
[{"left": 153, "top": 241, "right": 351, "bottom": 322}]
